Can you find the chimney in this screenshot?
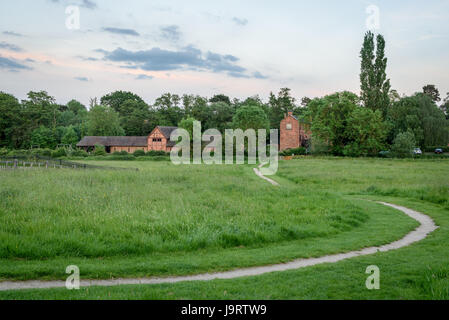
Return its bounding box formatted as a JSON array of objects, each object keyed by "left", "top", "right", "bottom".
[{"left": 287, "top": 111, "right": 293, "bottom": 117}]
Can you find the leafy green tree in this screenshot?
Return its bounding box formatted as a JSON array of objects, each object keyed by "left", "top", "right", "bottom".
[
  {"left": 178, "top": 117, "right": 197, "bottom": 140},
  {"left": 268, "top": 88, "right": 297, "bottom": 129},
  {"left": 100, "top": 91, "right": 145, "bottom": 116},
  {"left": 153, "top": 93, "right": 185, "bottom": 126},
  {"left": 387, "top": 93, "right": 448, "bottom": 147},
  {"left": 307, "top": 92, "right": 359, "bottom": 155},
  {"left": 207, "top": 102, "right": 235, "bottom": 132},
  {"left": 61, "top": 126, "right": 79, "bottom": 147},
  {"left": 210, "top": 94, "right": 231, "bottom": 105},
  {"left": 423, "top": 85, "right": 441, "bottom": 103},
  {"left": 87, "top": 105, "right": 125, "bottom": 136},
  {"left": 232, "top": 105, "right": 269, "bottom": 132},
  {"left": 360, "top": 32, "right": 391, "bottom": 117},
  {"left": 67, "top": 99, "right": 87, "bottom": 115},
  {"left": 391, "top": 130, "right": 416, "bottom": 158},
  {"left": 30, "top": 126, "right": 57, "bottom": 149},
  {"left": 0, "top": 92, "right": 23, "bottom": 148},
  {"left": 344, "top": 108, "right": 387, "bottom": 156}
]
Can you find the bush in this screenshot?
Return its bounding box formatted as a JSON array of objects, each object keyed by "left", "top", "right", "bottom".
[
  {"left": 93, "top": 144, "right": 107, "bottom": 156},
  {"left": 146, "top": 150, "right": 168, "bottom": 157},
  {"left": 31, "top": 148, "right": 52, "bottom": 157},
  {"left": 391, "top": 131, "right": 416, "bottom": 158},
  {"left": 70, "top": 149, "right": 88, "bottom": 157},
  {"left": 280, "top": 147, "right": 307, "bottom": 157},
  {"left": 108, "top": 155, "right": 135, "bottom": 161},
  {"left": 51, "top": 148, "right": 67, "bottom": 158},
  {"left": 133, "top": 149, "right": 146, "bottom": 157},
  {"left": 112, "top": 151, "right": 129, "bottom": 156},
  {"left": 0, "top": 148, "right": 10, "bottom": 156}
]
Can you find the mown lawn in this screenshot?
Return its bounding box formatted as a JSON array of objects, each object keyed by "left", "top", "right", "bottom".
[{"left": 0, "top": 158, "right": 448, "bottom": 299}]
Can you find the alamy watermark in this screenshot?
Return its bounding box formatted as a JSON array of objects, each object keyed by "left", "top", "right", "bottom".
[
  {"left": 169, "top": 121, "right": 279, "bottom": 175},
  {"left": 366, "top": 5, "right": 380, "bottom": 30},
  {"left": 65, "top": 6, "right": 80, "bottom": 30},
  {"left": 66, "top": 265, "right": 80, "bottom": 290},
  {"left": 365, "top": 265, "right": 380, "bottom": 290}
]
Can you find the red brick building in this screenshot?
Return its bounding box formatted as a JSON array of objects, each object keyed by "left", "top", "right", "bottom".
[
  {"left": 77, "top": 126, "right": 178, "bottom": 153},
  {"left": 279, "top": 111, "right": 311, "bottom": 151}
]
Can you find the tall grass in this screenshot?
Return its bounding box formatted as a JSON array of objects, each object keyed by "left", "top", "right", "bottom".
[{"left": 0, "top": 162, "right": 367, "bottom": 259}]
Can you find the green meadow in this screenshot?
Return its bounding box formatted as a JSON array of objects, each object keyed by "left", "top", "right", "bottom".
[{"left": 0, "top": 158, "right": 448, "bottom": 299}]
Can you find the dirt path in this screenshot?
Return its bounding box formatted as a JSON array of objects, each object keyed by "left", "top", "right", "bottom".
[{"left": 0, "top": 167, "right": 439, "bottom": 292}]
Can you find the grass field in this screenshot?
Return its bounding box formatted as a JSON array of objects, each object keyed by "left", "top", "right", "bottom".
[{"left": 0, "top": 158, "right": 448, "bottom": 299}]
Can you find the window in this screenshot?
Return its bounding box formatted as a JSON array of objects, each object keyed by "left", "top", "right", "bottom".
[
  {"left": 153, "top": 138, "right": 162, "bottom": 142},
  {"left": 286, "top": 123, "right": 292, "bottom": 130}
]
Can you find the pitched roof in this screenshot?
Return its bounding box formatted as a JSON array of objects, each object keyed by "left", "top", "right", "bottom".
[
  {"left": 156, "top": 126, "right": 178, "bottom": 139},
  {"left": 77, "top": 136, "right": 148, "bottom": 147}
]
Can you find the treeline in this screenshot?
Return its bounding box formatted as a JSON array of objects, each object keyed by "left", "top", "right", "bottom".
[
  {"left": 0, "top": 32, "right": 448, "bottom": 157},
  {"left": 0, "top": 88, "right": 301, "bottom": 150}
]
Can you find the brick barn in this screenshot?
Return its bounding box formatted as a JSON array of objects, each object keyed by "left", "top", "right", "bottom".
[
  {"left": 77, "top": 126, "right": 178, "bottom": 153},
  {"left": 280, "top": 111, "right": 311, "bottom": 151}
]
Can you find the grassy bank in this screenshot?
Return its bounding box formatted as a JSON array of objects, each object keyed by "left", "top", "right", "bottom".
[{"left": 0, "top": 158, "right": 448, "bottom": 299}]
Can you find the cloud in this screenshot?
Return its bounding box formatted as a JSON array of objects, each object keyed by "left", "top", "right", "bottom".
[
  {"left": 3, "top": 31, "right": 23, "bottom": 37},
  {"left": 74, "top": 76, "right": 89, "bottom": 81},
  {"left": 0, "top": 56, "right": 32, "bottom": 71},
  {"left": 80, "top": 0, "right": 96, "bottom": 9},
  {"left": 253, "top": 71, "right": 268, "bottom": 79},
  {"left": 160, "top": 25, "right": 181, "bottom": 42},
  {"left": 101, "top": 46, "right": 254, "bottom": 78},
  {"left": 135, "top": 74, "right": 154, "bottom": 80},
  {"left": 232, "top": 17, "right": 248, "bottom": 26},
  {"left": 76, "top": 55, "right": 99, "bottom": 61},
  {"left": 102, "top": 27, "right": 140, "bottom": 36},
  {"left": 0, "top": 42, "right": 24, "bottom": 52},
  {"left": 50, "top": 0, "right": 97, "bottom": 10}
]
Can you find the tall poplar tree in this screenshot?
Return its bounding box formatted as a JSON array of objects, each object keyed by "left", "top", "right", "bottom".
[{"left": 360, "top": 31, "right": 391, "bottom": 118}]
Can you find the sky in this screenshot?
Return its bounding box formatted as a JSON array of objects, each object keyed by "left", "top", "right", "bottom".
[{"left": 0, "top": 0, "right": 448, "bottom": 106}]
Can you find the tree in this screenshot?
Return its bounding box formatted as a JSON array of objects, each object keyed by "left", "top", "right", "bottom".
[
  {"left": 207, "top": 102, "right": 235, "bottom": 133},
  {"left": 30, "top": 126, "right": 57, "bottom": 149},
  {"left": 267, "top": 88, "right": 297, "bottom": 129},
  {"left": 391, "top": 130, "right": 416, "bottom": 158},
  {"left": 360, "top": 31, "right": 391, "bottom": 117},
  {"left": 100, "top": 91, "right": 145, "bottom": 116},
  {"left": 210, "top": 94, "right": 231, "bottom": 105},
  {"left": 232, "top": 105, "right": 269, "bottom": 132},
  {"left": 344, "top": 108, "right": 387, "bottom": 156},
  {"left": 87, "top": 105, "right": 125, "bottom": 136},
  {"left": 67, "top": 100, "right": 87, "bottom": 115},
  {"left": 0, "top": 92, "right": 23, "bottom": 148},
  {"left": 61, "top": 126, "right": 79, "bottom": 147},
  {"left": 423, "top": 85, "right": 441, "bottom": 103},
  {"left": 306, "top": 92, "right": 359, "bottom": 155},
  {"left": 387, "top": 93, "right": 449, "bottom": 148},
  {"left": 441, "top": 93, "right": 449, "bottom": 119}
]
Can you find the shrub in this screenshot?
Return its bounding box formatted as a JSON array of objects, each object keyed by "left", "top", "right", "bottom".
[
  {"left": 0, "top": 148, "right": 9, "bottom": 156},
  {"left": 51, "top": 148, "right": 67, "bottom": 158},
  {"left": 112, "top": 151, "right": 129, "bottom": 156},
  {"left": 108, "top": 155, "right": 135, "bottom": 161},
  {"left": 70, "top": 149, "right": 88, "bottom": 157},
  {"left": 146, "top": 150, "right": 168, "bottom": 157},
  {"left": 133, "top": 149, "right": 146, "bottom": 157},
  {"left": 93, "top": 144, "right": 107, "bottom": 156},
  {"left": 280, "top": 147, "right": 307, "bottom": 157},
  {"left": 31, "top": 148, "right": 53, "bottom": 157},
  {"left": 391, "top": 131, "right": 416, "bottom": 158}
]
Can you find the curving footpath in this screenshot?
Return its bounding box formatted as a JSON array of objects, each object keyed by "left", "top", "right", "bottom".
[{"left": 0, "top": 166, "right": 439, "bottom": 291}]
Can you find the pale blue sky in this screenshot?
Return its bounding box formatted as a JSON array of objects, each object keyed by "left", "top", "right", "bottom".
[{"left": 0, "top": 0, "right": 448, "bottom": 105}]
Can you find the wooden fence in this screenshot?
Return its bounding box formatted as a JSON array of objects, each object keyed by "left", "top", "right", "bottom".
[{"left": 0, "top": 155, "right": 138, "bottom": 171}]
